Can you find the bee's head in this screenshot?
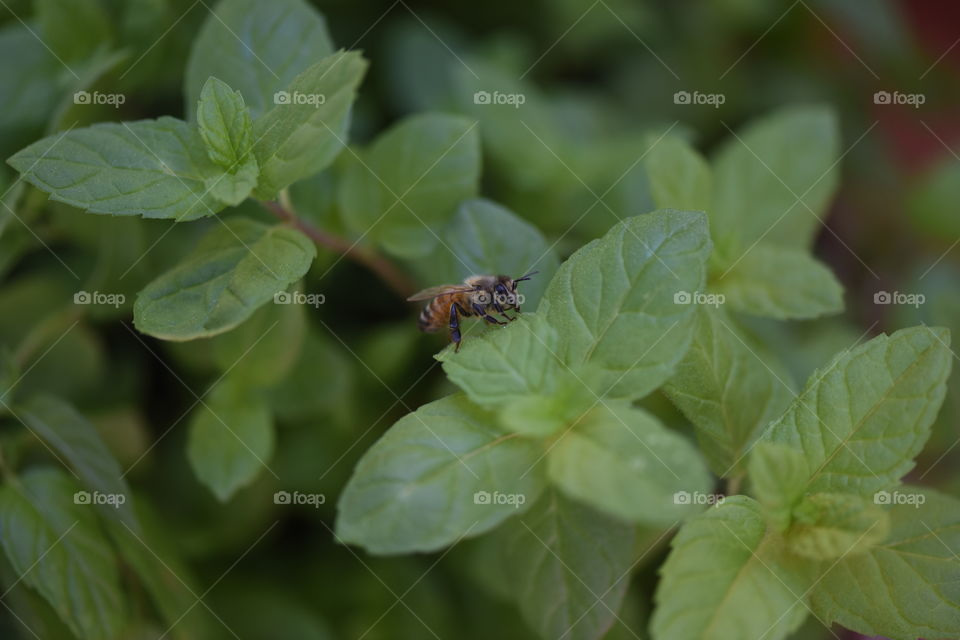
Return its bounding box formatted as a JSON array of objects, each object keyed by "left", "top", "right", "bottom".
[{"left": 505, "top": 270, "right": 538, "bottom": 291}]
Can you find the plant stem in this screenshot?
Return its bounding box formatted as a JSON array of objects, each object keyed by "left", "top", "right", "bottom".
[
  {"left": 260, "top": 196, "right": 415, "bottom": 298},
  {"left": 725, "top": 474, "right": 743, "bottom": 496}
]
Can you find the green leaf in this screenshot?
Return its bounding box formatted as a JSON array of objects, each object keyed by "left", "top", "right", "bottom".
[
  {"left": 133, "top": 218, "right": 316, "bottom": 340},
  {"left": 492, "top": 489, "right": 635, "bottom": 640},
  {"left": 339, "top": 112, "right": 481, "bottom": 259},
  {"left": 540, "top": 210, "right": 711, "bottom": 399},
  {"left": 251, "top": 51, "right": 367, "bottom": 199},
  {"left": 36, "top": 0, "right": 112, "bottom": 61},
  {"left": 787, "top": 492, "right": 889, "bottom": 560},
  {"left": 747, "top": 442, "right": 809, "bottom": 530},
  {"left": 0, "top": 24, "right": 61, "bottom": 133},
  {"left": 336, "top": 394, "right": 547, "bottom": 554},
  {"left": 187, "top": 376, "right": 275, "bottom": 501},
  {"left": 651, "top": 496, "right": 812, "bottom": 640},
  {"left": 810, "top": 487, "right": 960, "bottom": 640},
  {"left": 761, "top": 326, "right": 952, "bottom": 497},
  {"left": 211, "top": 296, "right": 306, "bottom": 387},
  {"left": 0, "top": 468, "right": 125, "bottom": 640},
  {"left": 438, "top": 313, "right": 561, "bottom": 406},
  {"left": 663, "top": 308, "right": 794, "bottom": 475},
  {"left": 547, "top": 402, "right": 712, "bottom": 525},
  {"left": 184, "top": 0, "right": 334, "bottom": 120},
  {"left": 645, "top": 136, "right": 712, "bottom": 212},
  {"left": 907, "top": 157, "right": 960, "bottom": 242},
  {"left": 711, "top": 246, "right": 844, "bottom": 319},
  {"left": 196, "top": 76, "right": 258, "bottom": 205},
  {"left": 17, "top": 394, "right": 137, "bottom": 529},
  {"left": 7, "top": 117, "right": 235, "bottom": 220},
  {"left": 437, "top": 198, "right": 560, "bottom": 309},
  {"left": 711, "top": 105, "right": 839, "bottom": 256}
]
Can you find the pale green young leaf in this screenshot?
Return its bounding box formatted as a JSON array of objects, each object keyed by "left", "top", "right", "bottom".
[
  {"left": 761, "top": 326, "right": 952, "bottom": 497},
  {"left": 711, "top": 105, "right": 839, "bottom": 256},
  {"left": 196, "top": 77, "right": 256, "bottom": 171},
  {"left": 712, "top": 246, "right": 844, "bottom": 319},
  {"left": 184, "top": 0, "right": 334, "bottom": 120},
  {"left": 663, "top": 308, "right": 794, "bottom": 475},
  {"left": 17, "top": 394, "right": 137, "bottom": 529},
  {"left": 787, "top": 492, "right": 889, "bottom": 560},
  {"left": 810, "top": 488, "right": 960, "bottom": 640},
  {"left": 437, "top": 313, "right": 561, "bottom": 406},
  {"left": 0, "top": 468, "right": 126, "bottom": 640},
  {"left": 491, "top": 489, "right": 635, "bottom": 640},
  {"left": 7, "top": 118, "right": 232, "bottom": 220},
  {"left": 187, "top": 377, "right": 275, "bottom": 501},
  {"left": 252, "top": 51, "right": 367, "bottom": 199},
  {"left": 645, "top": 136, "right": 712, "bottom": 212},
  {"left": 339, "top": 113, "right": 481, "bottom": 259},
  {"left": 747, "top": 442, "right": 809, "bottom": 530},
  {"left": 540, "top": 210, "right": 711, "bottom": 399},
  {"left": 438, "top": 198, "right": 559, "bottom": 308},
  {"left": 211, "top": 297, "right": 306, "bottom": 387},
  {"left": 547, "top": 402, "right": 711, "bottom": 526},
  {"left": 651, "top": 496, "right": 812, "bottom": 640},
  {"left": 134, "top": 218, "right": 316, "bottom": 341},
  {"left": 336, "top": 394, "right": 547, "bottom": 554}
]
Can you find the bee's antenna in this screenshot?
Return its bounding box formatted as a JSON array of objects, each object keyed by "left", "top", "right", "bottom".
[{"left": 513, "top": 270, "right": 539, "bottom": 283}]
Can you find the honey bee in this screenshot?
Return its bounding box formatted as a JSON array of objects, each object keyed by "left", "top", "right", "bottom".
[{"left": 407, "top": 272, "right": 538, "bottom": 351}]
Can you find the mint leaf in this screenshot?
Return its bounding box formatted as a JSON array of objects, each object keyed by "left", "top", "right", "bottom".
[
  {"left": 663, "top": 308, "right": 794, "bottom": 475},
  {"left": 492, "top": 489, "right": 635, "bottom": 640},
  {"left": 645, "top": 136, "right": 712, "bottom": 212},
  {"left": 339, "top": 112, "right": 481, "bottom": 259},
  {"left": 184, "top": 0, "right": 334, "bottom": 120},
  {"left": 712, "top": 105, "right": 839, "bottom": 255},
  {"left": 438, "top": 313, "right": 561, "bottom": 406},
  {"left": 651, "top": 496, "right": 812, "bottom": 640},
  {"left": 8, "top": 118, "right": 231, "bottom": 220},
  {"left": 17, "top": 394, "right": 137, "bottom": 529},
  {"left": 761, "top": 326, "right": 952, "bottom": 497},
  {"left": 437, "top": 198, "right": 560, "bottom": 309},
  {"left": 336, "top": 394, "right": 547, "bottom": 554},
  {"left": 547, "top": 402, "right": 711, "bottom": 525},
  {"left": 251, "top": 51, "right": 367, "bottom": 199},
  {"left": 747, "top": 442, "right": 809, "bottom": 530},
  {"left": 197, "top": 77, "right": 257, "bottom": 174},
  {"left": 133, "top": 218, "right": 316, "bottom": 340},
  {"left": 187, "top": 376, "right": 275, "bottom": 501},
  {"left": 0, "top": 468, "right": 126, "bottom": 640},
  {"left": 712, "top": 246, "right": 844, "bottom": 319},
  {"left": 540, "top": 210, "right": 711, "bottom": 399},
  {"left": 810, "top": 488, "right": 960, "bottom": 640},
  {"left": 787, "top": 492, "right": 889, "bottom": 560},
  {"left": 211, "top": 297, "right": 306, "bottom": 387}
]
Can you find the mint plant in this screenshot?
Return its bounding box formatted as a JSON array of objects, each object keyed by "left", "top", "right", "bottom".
[{"left": 0, "top": 0, "right": 957, "bottom": 639}]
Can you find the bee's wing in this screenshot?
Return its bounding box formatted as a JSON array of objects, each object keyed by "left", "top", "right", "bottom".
[{"left": 406, "top": 284, "right": 474, "bottom": 302}]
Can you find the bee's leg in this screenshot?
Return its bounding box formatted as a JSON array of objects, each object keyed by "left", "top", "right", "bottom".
[
  {"left": 449, "top": 302, "right": 463, "bottom": 351},
  {"left": 473, "top": 303, "right": 506, "bottom": 325},
  {"left": 493, "top": 284, "right": 516, "bottom": 321}
]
